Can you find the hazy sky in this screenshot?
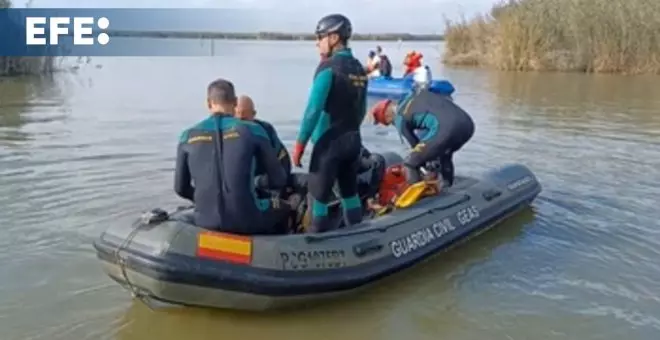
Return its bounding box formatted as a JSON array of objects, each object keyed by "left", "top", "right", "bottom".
[{"left": 23, "top": 0, "right": 499, "bottom": 33}]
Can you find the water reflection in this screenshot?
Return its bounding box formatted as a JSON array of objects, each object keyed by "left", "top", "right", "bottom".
[
  {"left": 490, "top": 72, "right": 660, "bottom": 109},
  {"left": 113, "top": 209, "right": 535, "bottom": 340},
  {"left": 485, "top": 71, "right": 660, "bottom": 137},
  {"left": 0, "top": 76, "right": 67, "bottom": 144}
]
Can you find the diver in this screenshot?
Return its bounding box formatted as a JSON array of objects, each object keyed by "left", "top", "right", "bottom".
[
  {"left": 403, "top": 51, "right": 422, "bottom": 77},
  {"left": 375, "top": 45, "right": 393, "bottom": 78},
  {"left": 174, "top": 79, "right": 292, "bottom": 235},
  {"left": 368, "top": 89, "right": 475, "bottom": 188},
  {"left": 290, "top": 13, "right": 368, "bottom": 233},
  {"left": 365, "top": 50, "right": 381, "bottom": 78},
  {"left": 235, "top": 95, "right": 292, "bottom": 191}
]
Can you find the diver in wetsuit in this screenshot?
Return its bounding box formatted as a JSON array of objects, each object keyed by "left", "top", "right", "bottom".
[
  {"left": 235, "top": 95, "right": 293, "bottom": 194},
  {"left": 369, "top": 89, "right": 475, "bottom": 187},
  {"left": 290, "top": 14, "right": 368, "bottom": 233},
  {"left": 174, "top": 79, "right": 291, "bottom": 235}
]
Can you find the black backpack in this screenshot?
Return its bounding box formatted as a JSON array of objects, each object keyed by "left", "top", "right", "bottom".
[{"left": 379, "top": 55, "right": 392, "bottom": 78}]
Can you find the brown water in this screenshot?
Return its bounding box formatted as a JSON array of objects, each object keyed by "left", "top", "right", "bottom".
[{"left": 1, "top": 40, "right": 659, "bottom": 340}]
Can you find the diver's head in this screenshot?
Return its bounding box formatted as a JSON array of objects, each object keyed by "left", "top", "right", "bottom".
[
  {"left": 315, "top": 14, "right": 352, "bottom": 58},
  {"left": 235, "top": 95, "right": 256, "bottom": 121},
  {"left": 206, "top": 79, "right": 237, "bottom": 114},
  {"left": 370, "top": 100, "right": 395, "bottom": 126}
]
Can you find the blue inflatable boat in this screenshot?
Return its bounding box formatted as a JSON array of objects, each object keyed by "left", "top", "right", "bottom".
[{"left": 367, "top": 76, "right": 455, "bottom": 100}]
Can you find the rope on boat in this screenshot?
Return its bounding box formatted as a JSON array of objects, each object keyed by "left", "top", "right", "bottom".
[{"left": 113, "top": 206, "right": 190, "bottom": 310}]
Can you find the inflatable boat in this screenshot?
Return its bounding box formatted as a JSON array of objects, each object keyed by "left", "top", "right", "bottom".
[
  {"left": 93, "top": 152, "right": 541, "bottom": 311},
  {"left": 367, "top": 76, "right": 456, "bottom": 100}
]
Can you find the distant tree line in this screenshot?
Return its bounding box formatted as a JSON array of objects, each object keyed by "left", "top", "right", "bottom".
[{"left": 109, "top": 30, "right": 444, "bottom": 41}]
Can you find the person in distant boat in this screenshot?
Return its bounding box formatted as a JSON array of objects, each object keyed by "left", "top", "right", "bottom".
[
  {"left": 368, "top": 88, "right": 475, "bottom": 188},
  {"left": 412, "top": 64, "right": 433, "bottom": 89},
  {"left": 365, "top": 50, "right": 375, "bottom": 67},
  {"left": 403, "top": 51, "right": 422, "bottom": 77},
  {"left": 365, "top": 50, "right": 381, "bottom": 78},
  {"left": 375, "top": 45, "right": 393, "bottom": 78},
  {"left": 291, "top": 13, "right": 368, "bottom": 233},
  {"left": 235, "top": 95, "right": 292, "bottom": 191},
  {"left": 174, "top": 79, "right": 291, "bottom": 235}
]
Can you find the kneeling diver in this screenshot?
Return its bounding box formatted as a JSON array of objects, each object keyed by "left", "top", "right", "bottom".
[{"left": 369, "top": 89, "right": 475, "bottom": 187}]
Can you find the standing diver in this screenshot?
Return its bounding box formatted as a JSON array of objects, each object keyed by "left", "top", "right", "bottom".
[
  {"left": 174, "top": 79, "right": 291, "bottom": 235},
  {"left": 290, "top": 14, "right": 368, "bottom": 233},
  {"left": 369, "top": 89, "right": 475, "bottom": 188}
]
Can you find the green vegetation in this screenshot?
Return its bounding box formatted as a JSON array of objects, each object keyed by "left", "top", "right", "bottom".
[
  {"left": 109, "top": 30, "right": 444, "bottom": 42},
  {"left": 0, "top": 0, "right": 56, "bottom": 77},
  {"left": 442, "top": 0, "right": 660, "bottom": 74}
]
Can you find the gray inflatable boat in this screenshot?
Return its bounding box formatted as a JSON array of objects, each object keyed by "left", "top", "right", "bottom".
[{"left": 93, "top": 152, "right": 541, "bottom": 311}]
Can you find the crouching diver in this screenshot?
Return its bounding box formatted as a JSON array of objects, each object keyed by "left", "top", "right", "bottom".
[
  {"left": 290, "top": 13, "right": 368, "bottom": 233},
  {"left": 174, "top": 79, "right": 291, "bottom": 235},
  {"left": 369, "top": 89, "right": 475, "bottom": 187}
]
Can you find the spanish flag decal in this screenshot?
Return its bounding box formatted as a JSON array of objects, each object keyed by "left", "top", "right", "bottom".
[{"left": 197, "top": 231, "right": 252, "bottom": 264}]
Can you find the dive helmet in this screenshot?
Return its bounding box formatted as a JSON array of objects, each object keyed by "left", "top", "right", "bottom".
[
  {"left": 371, "top": 100, "right": 392, "bottom": 125},
  {"left": 315, "top": 14, "right": 353, "bottom": 40}
]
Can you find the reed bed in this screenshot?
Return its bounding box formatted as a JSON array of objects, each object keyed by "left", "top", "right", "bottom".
[{"left": 443, "top": 0, "right": 660, "bottom": 74}]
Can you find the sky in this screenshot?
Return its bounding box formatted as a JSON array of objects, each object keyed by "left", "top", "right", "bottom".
[{"left": 22, "top": 0, "right": 499, "bottom": 33}]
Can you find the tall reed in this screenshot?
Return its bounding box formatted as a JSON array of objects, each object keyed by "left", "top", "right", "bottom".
[{"left": 443, "top": 0, "right": 660, "bottom": 74}]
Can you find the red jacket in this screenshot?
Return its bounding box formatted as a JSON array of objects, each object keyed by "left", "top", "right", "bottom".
[{"left": 404, "top": 53, "right": 422, "bottom": 75}]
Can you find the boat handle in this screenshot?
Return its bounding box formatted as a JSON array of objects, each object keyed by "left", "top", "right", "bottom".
[
  {"left": 482, "top": 190, "right": 501, "bottom": 201},
  {"left": 353, "top": 239, "right": 383, "bottom": 257}
]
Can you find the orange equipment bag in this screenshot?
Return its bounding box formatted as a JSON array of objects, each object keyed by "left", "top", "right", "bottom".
[{"left": 377, "top": 164, "right": 408, "bottom": 206}]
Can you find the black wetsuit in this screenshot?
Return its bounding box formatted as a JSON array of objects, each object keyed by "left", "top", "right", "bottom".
[
  {"left": 378, "top": 54, "right": 393, "bottom": 78},
  {"left": 295, "top": 48, "right": 368, "bottom": 232},
  {"left": 252, "top": 119, "right": 292, "bottom": 194},
  {"left": 393, "top": 90, "right": 475, "bottom": 185},
  {"left": 174, "top": 114, "right": 290, "bottom": 234}
]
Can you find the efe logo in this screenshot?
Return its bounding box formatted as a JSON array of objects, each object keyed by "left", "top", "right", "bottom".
[{"left": 25, "top": 17, "right": 110, "bottom": 46}]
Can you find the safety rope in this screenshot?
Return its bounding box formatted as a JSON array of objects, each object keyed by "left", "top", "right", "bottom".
[
  {"left": 113, "top": 207, "right": 175, "bottom": 310},
  {"left": 114, "top": 220, "right": 155, "bottom": 309}
]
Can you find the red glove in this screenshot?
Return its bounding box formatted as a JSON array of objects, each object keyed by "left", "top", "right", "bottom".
[{"left": 292, "top": 142, "right": 305, "bottom": 168}]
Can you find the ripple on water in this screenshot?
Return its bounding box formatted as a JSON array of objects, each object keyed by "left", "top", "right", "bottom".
[
  {"left": 452, "top": 99, "right": 660, "bottom": 334},
  {"left": 0, "top": 138, "right": 178, "bottom": 266}
]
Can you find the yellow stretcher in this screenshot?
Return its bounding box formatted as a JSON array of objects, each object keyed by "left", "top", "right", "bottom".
[
  {"left": 394, "top": 180, "right": 441, "bottom": 208},
  {"left": 372, "top": 180, "right": 441, "bottom": 216}
]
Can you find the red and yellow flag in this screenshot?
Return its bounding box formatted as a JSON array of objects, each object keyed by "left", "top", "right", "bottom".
[{"left": 197, "top": 231, "right": 252, "bottom": 264}]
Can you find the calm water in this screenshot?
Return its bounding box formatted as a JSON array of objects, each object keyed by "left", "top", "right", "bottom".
[{"left": 1, "top": 40, "right": 660, "bottom": 340}]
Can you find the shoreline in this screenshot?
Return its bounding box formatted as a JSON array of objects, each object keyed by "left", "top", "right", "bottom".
[{"left": 108, "top": 30, "right": 444, "bottom": 42}]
